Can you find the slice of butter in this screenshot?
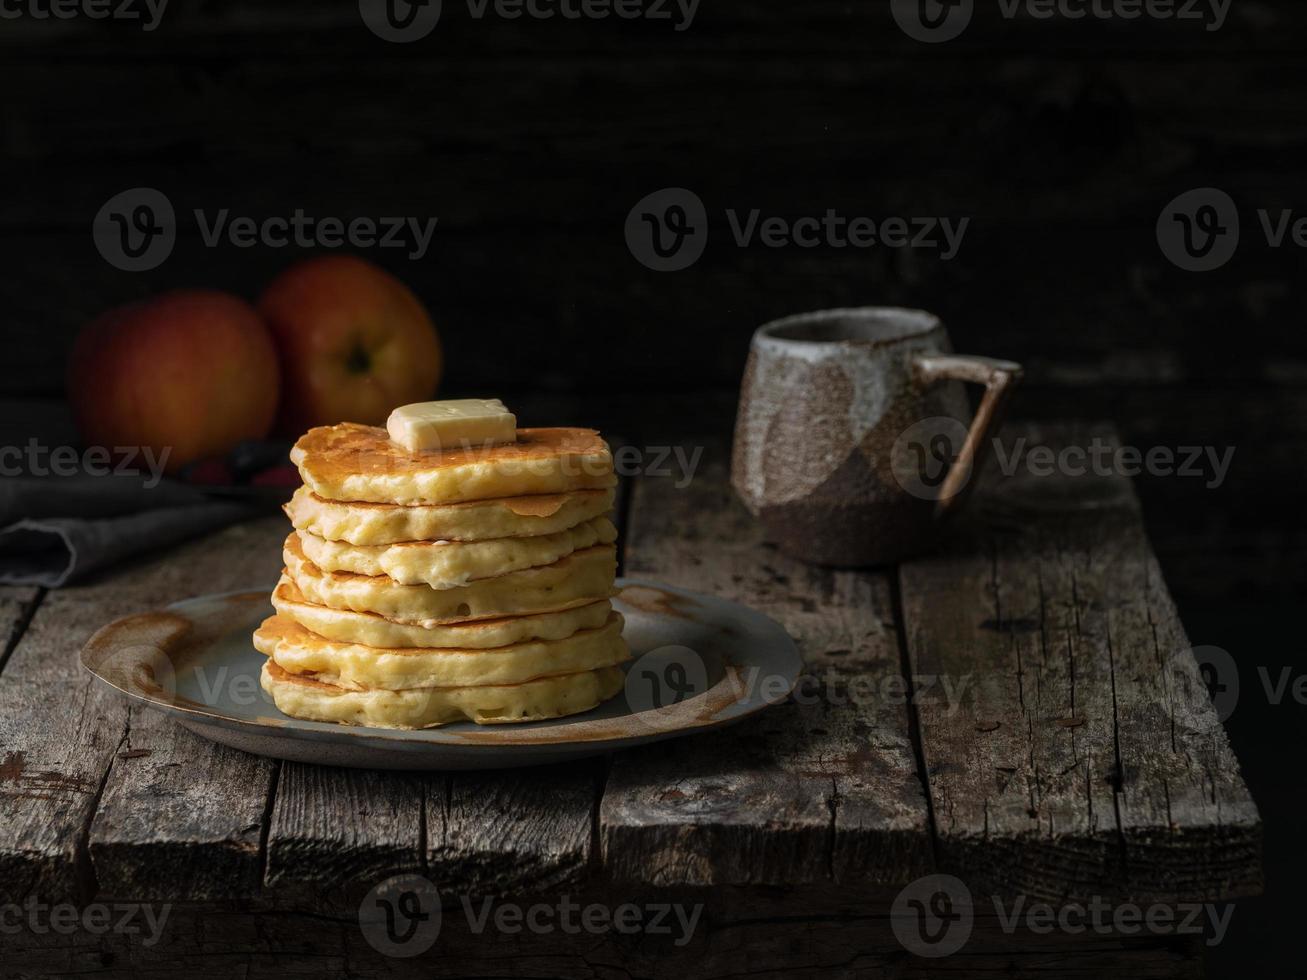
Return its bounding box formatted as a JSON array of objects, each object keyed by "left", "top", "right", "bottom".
[{"left": 386, "top": 399, "right": 517, "bottom": 452}]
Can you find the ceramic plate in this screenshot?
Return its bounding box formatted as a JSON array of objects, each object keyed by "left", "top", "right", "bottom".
[{"left": 81, "top": 579, "right": 801, "bottom": 770}]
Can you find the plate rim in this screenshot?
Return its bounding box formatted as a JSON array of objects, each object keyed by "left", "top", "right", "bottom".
[{"left": 80, "top": 577, "right": 802, "bottom": 754}]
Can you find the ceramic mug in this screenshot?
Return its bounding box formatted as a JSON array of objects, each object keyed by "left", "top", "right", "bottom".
[{"left": 731, "top": 307, "right": 1022, "bottom": 566}]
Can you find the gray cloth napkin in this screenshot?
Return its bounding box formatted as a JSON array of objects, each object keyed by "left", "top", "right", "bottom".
[{"left": 0, "top": 475, "right": 257, "bottom": 587}]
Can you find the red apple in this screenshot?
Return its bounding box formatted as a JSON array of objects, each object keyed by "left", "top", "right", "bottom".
[
  {"left": 68, "top": 290, "right": 279, "bottom": 474},
  {"left": 258, "top": 256, "right": 442, "bottom": 433}
]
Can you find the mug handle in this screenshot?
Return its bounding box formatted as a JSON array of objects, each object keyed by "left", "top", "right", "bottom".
[{"left": 911, "top": 354, "right": 1024, "bottom": 518}]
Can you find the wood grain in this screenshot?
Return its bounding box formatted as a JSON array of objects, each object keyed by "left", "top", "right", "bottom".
[
  {"left": 600, "top": 445, "right": 932, "bottom": 886},
  {"left": 0, "top": 516, "right": 283, "bottom": 902},
  {"left": 426, "top": 763, "right": 598, "bottom": 897},
  {"left": 263, "top": 763, "right": 426, "bottom": 895},
  {"left": 85, "top": 519, "right": 285, "bottom": 901},
  {"left": 899, "top": 422, "right": 1261, "bottom": 902}
]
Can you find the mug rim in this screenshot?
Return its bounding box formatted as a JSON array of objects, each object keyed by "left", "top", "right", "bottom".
[{"left": 754, "top": 306, "right": 942, "bottom": 349}]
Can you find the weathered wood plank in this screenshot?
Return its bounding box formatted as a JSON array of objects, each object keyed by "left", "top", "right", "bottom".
[
  {"left": 85, "top": 519, "right": 285, "bottom": 901},
  {"left": 0, "top": 584, "right": 43, "bottom": 673},
  {"left": 0, "top": 516, "right": 284, "bottom": 902},
  {"left": 899, "top": 422, "right": 1260, "bottom": 902},
  {"left": 600, "top": 445, "right": 931, "bottom": 886},
  {"left": 88, "top": 716, "right": 278, "bottom": 902},
  {"left": 263, "top": 763, "right": 426, "bottom": 894},
  {"left": 1098, "top": 518, "right": 1262, "bottom": 900},
  {"left": 426, "top": 762, "right": 598, "bottom": 897}
]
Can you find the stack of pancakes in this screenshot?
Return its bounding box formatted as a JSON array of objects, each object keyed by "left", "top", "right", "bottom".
[{"left": 255, "top": 422, "right": 628, "bottom": 729}]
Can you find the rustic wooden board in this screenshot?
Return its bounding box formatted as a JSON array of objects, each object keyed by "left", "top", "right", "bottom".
[
  {"left": 600, "top": 447, "right": 932, "bottom": 886},
  {"left": 88, "top": 715, "right": 277, "bottom": 901},
  {"left": 0, "top": 584, "right": 42, "bottom": 674},
  {"left": 426, "top": 763, "right": 598, "bottom": 897},
  {"left": 0, "top": 516, "right": 283, "bottom": 902},
  {"left": 85, "top": 518, "right": 285, "bottom": 901},
  {"left": 263, "top": 763, "right": 426, "bottom": 894},
  {"left": 899, "top": 423, "right": 1261, "bottom": 902}
]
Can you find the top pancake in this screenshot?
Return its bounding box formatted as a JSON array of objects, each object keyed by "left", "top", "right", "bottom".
[{"left": 291, "top": 423, "right": 615, "bottom": 505}]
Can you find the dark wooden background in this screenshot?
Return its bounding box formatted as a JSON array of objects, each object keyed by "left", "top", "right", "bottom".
[{"left": 0, "top": 2, "right": 1303, "bottom": 975}]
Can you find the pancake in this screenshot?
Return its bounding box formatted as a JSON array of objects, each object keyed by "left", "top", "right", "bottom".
[
  {"left": 271, "top": 576, "right": 613, "bottom": 649},
  {"left": 283, "top": 532, "right": 617, "bottom": 625},
  {"left": 291, "top": 423, "right": 616, "bottom": 505},
  {"left": 284, "top": 485, "right": 616, "bottom": 545},
  {"left": 294, "top": 518, "right": 617, "bottom": 589},
  {"left": 254, "top": 612, "right": 629, "bottom": 690},
  {"left": 260, "top": 659, "right": 626, "bottom": 729}
]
